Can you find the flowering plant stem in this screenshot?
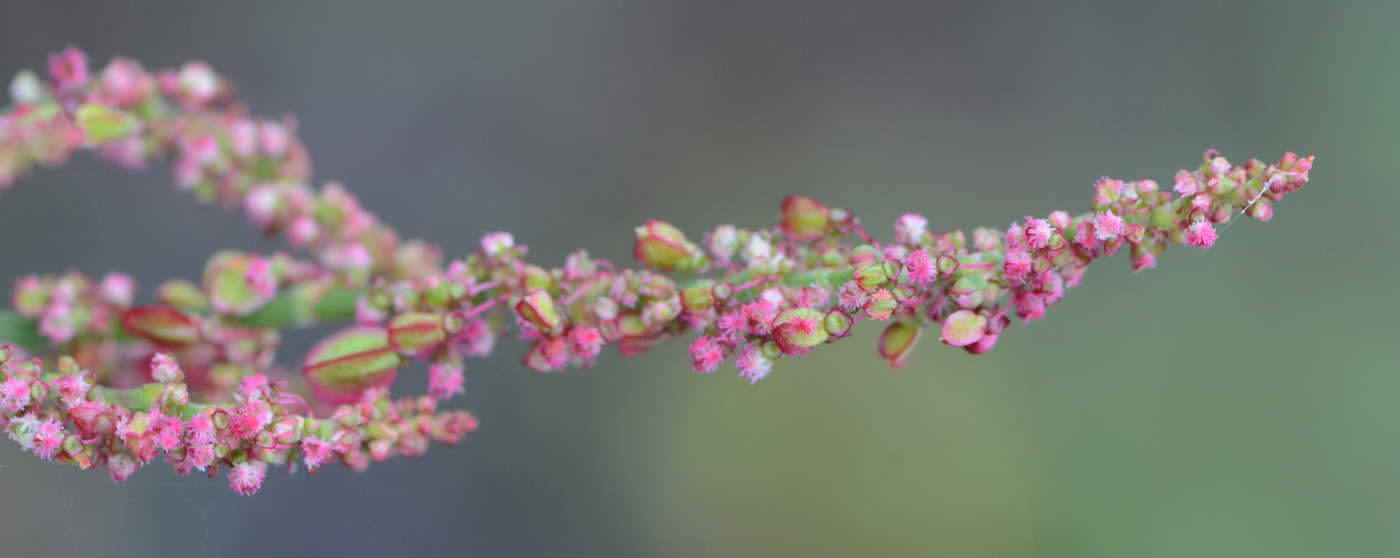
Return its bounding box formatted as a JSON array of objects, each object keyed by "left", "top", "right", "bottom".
[{"left": 0, "top": 48, "right": 1315, "bottom": 495}]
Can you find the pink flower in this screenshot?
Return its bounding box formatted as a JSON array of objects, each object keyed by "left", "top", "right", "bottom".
[
  {"left": 228, "top": 461, "right": 268, "bottom": 496},
  {"left": 0, "top": 376, "right": 32, "bottom": 412},
  {"left": 229, "top": 400, "right": 272, "bottom": 440},
  {"left": 481, "top": 232, "right": 514, "bottom": 258},
  {"left": 1024, "top": 218, "right": 1053, "bottom": 250},
  {"left": 903, "top": 249, "right": 936, "bottom": 287},
  {"left": 107, "top": 454, "right": 139, "bottom": 484},
  {"left": 894, "top": 213, "right": 929, "bottom": 245},
  {"left": 1094, "top": 211, "right": 1124, "bottom": 241},
  {"left": 1173, "top": 170, "right": 1200, "bottom": 196},
  {"left": 837, "top": 281, "right": 868, "bottom": 312},
  {"left": 186, "top": 413, "right": 216, "bottom": 446},
  {"left": 99, "top": 273, "right": 135, "bottom": 306},
  {"left": 32, "top": 419, "right": 64, "bottom": 461},
  {"left": 149, "top": 353, "right": 183, "bottom": 383},
  {"left": 688, "top": 336, "right": 725, "bottom": 373},
  {"left": 458, "top": 319, "right": 496, "bottom": 357},
  {"left": 568, "top": 326, "right": 604, "bottom": 362},
  {"left": 1185, "top": 220, "right": 1217, "bottom": 249},
  {"left": 716, "top": 311, "right": 746, "bottom": 342},
  {"left": 741, "top": 300, "right": 776, "bottom": 335},
  {"left": 47, "top": 47, "right": 88, "bottom": 94},
  {"left": 51, "top": 373, "right": 90, "bottom": 407},
  {"left": 734, "top": 345, "right": 772, "bottom": 384},
  {"left": 428, "top": 363, "right": 466, "bottom": 400},
  {"left": 301, "top": 436, "right": 334, "bottom": 469},
  {"left": 1003, "top": 249, "right": 1032, "bottom": 281}
]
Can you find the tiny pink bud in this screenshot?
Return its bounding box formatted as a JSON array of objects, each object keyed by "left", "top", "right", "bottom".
[{"left": 99, "top": 273, "right": 135, "bottom": 306}]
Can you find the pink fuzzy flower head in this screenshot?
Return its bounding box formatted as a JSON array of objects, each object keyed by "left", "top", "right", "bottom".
[
  {"left": 301, "top": 436, "right": 333, "bottom": 470},
  {"left": 99, "top": 273, "right": 135, "bottom": 307},
  {"left": 894, "top": 213, "right": 929, "bottom": 245},
  {"left": 51, "top": 373, "right": 90, "bottom": 407},
  {"left": 186, "top": 413, "right": 216, "bottom": 446},
  {"left": 149, "top": 353, "right": 184, "bottom": 383},
  {"left": 177, "top": 62, "right": 220, "bottom": 107},
  {"left": 481, "top": 232, "right": 515, "bottom": 259},
  {"left": 0, "top": 376, "right": 32, "bottom": 412},
  {"left": 428, "top": 363, "right": 465, "bottom": 400},
  {"left": 903, "top": 249, "right": 936, "bottom": 287},
  {"left": 32, "top": 419, "right": 64, "bottom": 461},
  {"left": 228, "top": 461, "right": 268, "bottom": 496},
  {"left": 1173, "top": 169, "right": 1200, "bottom": 196},
  {"left": 734, "top": 344, "right": 773, "bottom": 384},
  {"left": 48, "top": 46, "right": 89, "bottom": 94},
  {"left": 1094, "top": 211, "right": 1125, "bottom": 241},
  {"left": 1024, "top": 218, "right": 1054, "bottom": 250},
  {"left": 229, "top": 400, "right": 272, "bottom": 440},
  {"left": 1185, "top": 220, "right": 1217, "bottom": 249},
  {"left": 568, "top": 326, "right": 604, "bottom": 362},
  {"left": 688, "top": 336, "right": 725, "bottom": 373},
  {"left": 1093, "top": 177, "right": 1123, "bottom": 208},
  {"left": 837, "top": 281, "right": 868, "bottom": 312},
  {"left": 1003, "top": 249, "right": 1032, "bottom": 281},
  {"left": 107, "top": 453, "right": 139, "bottom": 484}
]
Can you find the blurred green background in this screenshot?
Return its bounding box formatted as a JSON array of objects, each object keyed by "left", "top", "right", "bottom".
[{"left": 1, "top": 1, "right": 1396, "bottom": 556}]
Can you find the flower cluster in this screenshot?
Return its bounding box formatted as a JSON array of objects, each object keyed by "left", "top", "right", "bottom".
[{"left": 0, "top": 48, "right": 1315, "bottom": 494}]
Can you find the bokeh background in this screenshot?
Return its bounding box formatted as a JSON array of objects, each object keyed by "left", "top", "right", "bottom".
[{"left": 1, "top": 1, "right": 1396, "bottom": 556}]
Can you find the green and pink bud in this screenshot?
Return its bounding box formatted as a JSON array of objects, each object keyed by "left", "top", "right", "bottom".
[
  {"left": 780, "top": 195, "right": 832, "bottom": 242},
  {"left": 878, "top": 321, "right": 923, "bottom": 367},
  {"left": 387, "top": 311, "right": 447, "bottom": 354},
  {"left": 633, "top": 220, "right": 706, "bottom": 272},
  {"left": 940, "top": 310, "right": 987, "bottom": 347},
  {"left": 121, "top": 306, "right": 201, "bottom": 347},
  {"left": 771, "top": 308, "right": 829, "bottom": 355},
  {"left": 302, "top": 327, "right": 402, "bottom": 404},
  {"left": 515, "top": 290, "right": 564, "bottom": 337}
]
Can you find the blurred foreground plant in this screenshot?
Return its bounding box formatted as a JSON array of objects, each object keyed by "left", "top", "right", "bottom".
[{"left": 0, "top": 48, "right": 1314, "bottom": 494}]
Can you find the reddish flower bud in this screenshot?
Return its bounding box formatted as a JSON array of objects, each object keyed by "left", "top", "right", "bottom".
[
  {"left": 387, "top": 311, "right": 447, "bottom": 353},
  {"left": 781, "top": 195, "right": 832, "bottom": 242},
  {"left": 515, "top": 291, "right": 563, "bottom": 337},
  {"left": 121, "top": 306, "right": 201, "bottom": 347},
  {"left": 771, "top": 308, "right": 829, "bottom": 355},
  {"left": 303, "top": 327, "right": 402, "bottom": 404},
  {"left": 633, "top": 220, "right": 706, "bottom": 272}
]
